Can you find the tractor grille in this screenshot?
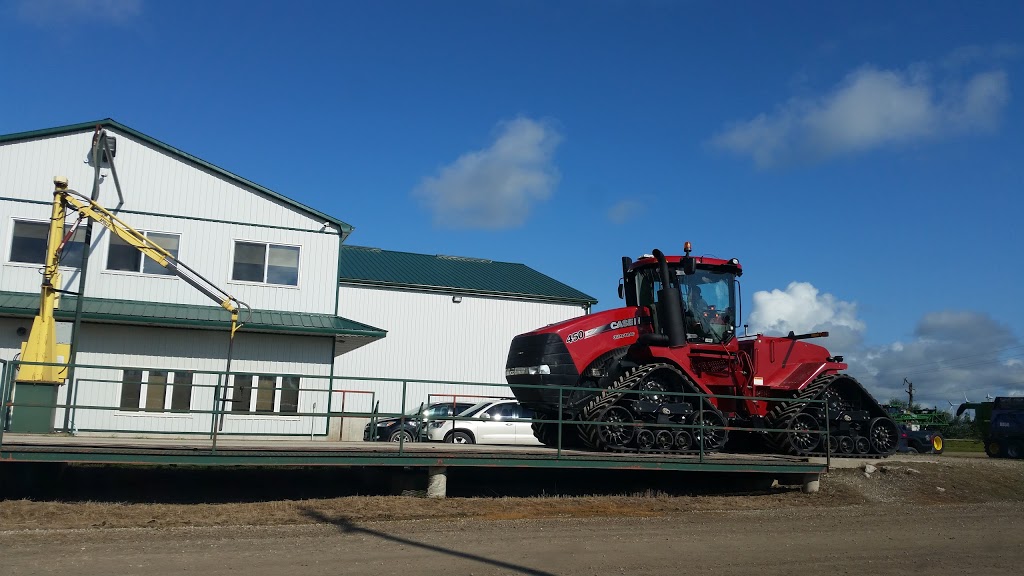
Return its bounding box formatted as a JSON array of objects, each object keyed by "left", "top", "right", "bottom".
[{"left": 506, "top": 333, "right": 579, "bottom": 409}]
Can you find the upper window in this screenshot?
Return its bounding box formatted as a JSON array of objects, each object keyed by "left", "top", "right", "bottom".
[
  {"left": 107, "top": 231, "right": 180, "bottom": 275},
  {"left": 9, "top": 220, "right": 86, "bottom": 267},
  {"left": 232, "top": 241, "right": 299, "bottom": 286}
]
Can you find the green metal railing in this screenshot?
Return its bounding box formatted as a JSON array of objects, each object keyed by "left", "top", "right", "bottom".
[{"left": 0, "top": 358, "right": 832, "bottom": 467}]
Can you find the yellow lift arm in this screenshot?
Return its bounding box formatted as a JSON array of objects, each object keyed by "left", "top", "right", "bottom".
[{"left": 17, "top": 176, "right": 249, "bottom": 385}]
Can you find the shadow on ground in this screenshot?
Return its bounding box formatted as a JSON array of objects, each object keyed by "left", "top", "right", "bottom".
[{"left": 301, "top": 507, "right": 557, "bottom": 576}]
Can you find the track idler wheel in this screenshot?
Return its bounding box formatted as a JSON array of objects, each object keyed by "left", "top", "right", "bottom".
[
  {"left": 868, "top": 417, "right": 899, "bottom": 455},
  {"left": 854, "top": 436, "right": 870, "bottom": 455},
  {"left": 838, "top": 436, "right": 854, "bottom": 454},
  {"left": 781, "top": 412, "right": 821, "bottom": 455},
  {"left": 593, "top": 406, "right": 636, "bottom": 449},
  {"left": 694, "top": 410, "right": 728, "bottom": 451},
  {"left": 827, "top": 435, "right": 839, "bottom": 454},
  {"left": 654, "top": 430, "right": 674, "bottom": 451},
  {"left": 674, "top": 430, "right": 693, "bottom": 450},
  {"left": 636, "top": 429, "right": 656, "bottom": 450}
]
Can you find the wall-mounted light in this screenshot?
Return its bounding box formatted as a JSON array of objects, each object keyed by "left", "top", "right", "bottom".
[
  {"left": 452, "top": 296, "right": 462, "bottom": 304},
  {"left": 16, "top": 326, "right": 28, "bottom": 337}
]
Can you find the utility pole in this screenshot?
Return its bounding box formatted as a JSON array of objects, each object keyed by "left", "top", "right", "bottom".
[{"left": 904, "top": 377, "right": 914, "bottom": 409}]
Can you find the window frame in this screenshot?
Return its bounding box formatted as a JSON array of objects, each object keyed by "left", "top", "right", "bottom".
[
  {"left": 229, "top": 374, "right": 301, "bottom": 414},
  {"left": 118, "top": 370, "right": 195, "bottom": 414},
  {"left": 104, "top": 228, "right": 182, "bottom": 277},
  {"left": 7, "top": 218, "right": 88, "bottom": 268},
  {"left": 229, "top": 239, "right": 301, "bottom": 287}
]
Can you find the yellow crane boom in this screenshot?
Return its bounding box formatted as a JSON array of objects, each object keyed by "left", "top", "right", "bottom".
[{"left": 16, "top": 176, "right": 248, "bottom": 386}]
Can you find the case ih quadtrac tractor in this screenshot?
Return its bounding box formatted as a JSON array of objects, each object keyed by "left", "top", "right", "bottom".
[{"left": 505, "top": 244, "right": 898, "bottom": 457}]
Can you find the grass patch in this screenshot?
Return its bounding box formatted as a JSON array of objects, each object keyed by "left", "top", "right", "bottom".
[{"left": 944, "top": 439, "right": 985, "bottom": 452}]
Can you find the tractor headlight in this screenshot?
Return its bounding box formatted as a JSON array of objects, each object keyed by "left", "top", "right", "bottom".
[{"left": 508, "top": 364, "right": 551, "bottom": 376}]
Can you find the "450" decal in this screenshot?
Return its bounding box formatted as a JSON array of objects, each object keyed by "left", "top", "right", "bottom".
[{"left": 565, "top": 330, "right": 585, "bottom": 344}]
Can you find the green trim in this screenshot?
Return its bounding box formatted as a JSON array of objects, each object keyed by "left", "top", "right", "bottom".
[
  {"left": 0, "top": 445, "right": 825, "bottom": 473},
  {"left": 0, "top": 119, "right": 354, "bottom": 238},
  {"left": 0, "top": 290, "right": 386, "bottom": 339}
]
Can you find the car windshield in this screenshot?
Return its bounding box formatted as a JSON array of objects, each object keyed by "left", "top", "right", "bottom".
[{"left": 458, "top": 401, "right": 491, "bottom": 416}]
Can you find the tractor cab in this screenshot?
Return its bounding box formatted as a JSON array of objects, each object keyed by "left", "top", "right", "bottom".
[{"left": 622, "top": 242, "right": 742, "bottom": 346}]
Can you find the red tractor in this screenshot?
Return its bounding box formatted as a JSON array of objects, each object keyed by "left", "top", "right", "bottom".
[{"left": 505, "top": 243, "right": 898, "bottom": 457}]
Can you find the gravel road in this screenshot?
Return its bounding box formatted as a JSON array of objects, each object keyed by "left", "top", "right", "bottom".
[{"left": 3, "top": 501, "right": 1021, "bottom": 576}]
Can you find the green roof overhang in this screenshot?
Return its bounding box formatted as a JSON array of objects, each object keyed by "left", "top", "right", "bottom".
[{"left": 0, "top": 291, "right": 385, "bottom": 340}]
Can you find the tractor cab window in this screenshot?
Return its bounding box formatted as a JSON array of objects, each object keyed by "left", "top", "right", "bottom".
[
  {"left": 632, "top": 266, "right": 737, "bottom": 344},
  {"left": 681, "top": 272, "right": 736, "bottom": 344}
]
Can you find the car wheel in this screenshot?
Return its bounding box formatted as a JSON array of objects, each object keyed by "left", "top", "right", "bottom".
[
  {"left": 446, "top": 431, "right": 474, "bottom": 444},
  {"left": 905, "top": 447, "right": 919, "bottom": 454},
  {"left": 1007, "top": 443, "right": 1021, "bottom": 459},
  {"left": 388, "top": 430, "right": 414, "bottom": 443}
]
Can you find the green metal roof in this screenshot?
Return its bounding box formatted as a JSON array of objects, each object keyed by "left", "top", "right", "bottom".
[
  {"left": 0, "top": 291, "right": 385, "bottom": 340},
  {"left": 339, "top": 246, "right": 598, "bottom": 306},
  {"left": 0, "top": 119, "right": 353, "bottom": 238}
]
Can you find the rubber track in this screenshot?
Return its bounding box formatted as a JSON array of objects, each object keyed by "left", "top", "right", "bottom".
[
  {"left": 765, "top": 373, "right": 895, "bottom": 459},
  {"left": 579, "top": 363, "right": 727, "bottom": 453}
]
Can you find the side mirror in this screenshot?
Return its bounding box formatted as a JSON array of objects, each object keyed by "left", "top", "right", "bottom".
[
  {"left": 617, "top": 281, "right": 624, "bottom": 299},
  {"left": 480, "top": 413, "right": 491, "bottom": 420}
]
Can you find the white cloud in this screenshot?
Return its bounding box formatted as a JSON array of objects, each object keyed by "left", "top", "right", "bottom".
[
  {"left": 710, "top": 64, "right": 1010, "bottom": 167},
  {"left": 746, "top": 282, "right": 1024, "bottom": 407},
  {"left": 413, "top": 117, "right": 562, "bottom": 229},
  {"left": 607, "top": 200, "right": 643, "bottom": 225},
  {"left": 14, "top": 0, "right": 142, "bottom": 26},
  {"left": 748, "top": 281, "right": 865, "bottom": 351}
]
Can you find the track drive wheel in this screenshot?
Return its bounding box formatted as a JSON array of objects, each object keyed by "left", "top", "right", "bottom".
[{"left": 868, "top": 417, "right": 899, "bottom": 455}]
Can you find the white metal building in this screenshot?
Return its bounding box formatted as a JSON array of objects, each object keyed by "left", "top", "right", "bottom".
[
  {"left": 0, "top": 119, "right": 385, "bottom": 437},
  {"left": 334, "top": 246, "right": 596, "bottom": 413}
]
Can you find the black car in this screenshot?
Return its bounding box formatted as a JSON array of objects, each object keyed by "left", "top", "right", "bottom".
[{"left": 364, "top": 401, "right": 476, "bottom": 442}]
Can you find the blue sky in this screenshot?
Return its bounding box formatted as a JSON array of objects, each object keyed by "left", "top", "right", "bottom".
[{"left": 2, "top": 0, "right": 1022, "bottom": 406}]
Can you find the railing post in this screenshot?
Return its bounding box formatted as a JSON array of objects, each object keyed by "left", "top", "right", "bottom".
[
  {"left": 698, "top": 395, "right": 705, "bottom": 462},
  {"left": 825, "top": 395, "right": 831, "bottom": 470},
  {"left": 210, "top": 372, "right": 223, "bottom": 452},
  {"left": 398, "top": 381, "right": 407, "bottom": 455},
  {"left": 0, "top": 359, "right": 9, "bottom": 446},
  {"left": 557, "top": 385, "right": 563, "bottom": 458}
]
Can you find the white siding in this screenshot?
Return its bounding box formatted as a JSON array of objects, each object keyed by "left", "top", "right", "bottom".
[
  {"left": 0, "top": 131, "right": 340, "bottom": 314},
  {"left": 334, "top": 285, "right": 587, "bottom": 414},
  {"left": 0, "top": 320, "right": 334, "bottom": 436}
]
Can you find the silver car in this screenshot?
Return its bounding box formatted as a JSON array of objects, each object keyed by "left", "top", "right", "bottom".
[{"left": 425, "top": 399, "right": 542, "bottom": 445}]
